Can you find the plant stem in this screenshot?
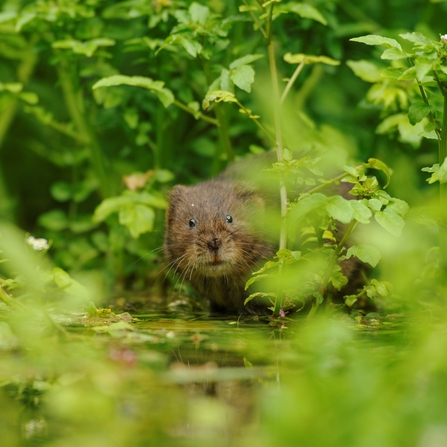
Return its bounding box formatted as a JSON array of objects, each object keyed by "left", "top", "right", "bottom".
[
  {"left": 281, "top": 60, "right": 306, "bottom": 104},
  {"left": 265, "top": 4, "right": 288, "bottom": 317},
  {"left": 173, "top": 100, "right": 219, "bottom": 126},
  {"left": 439, "top": 93, "right": 447, "bottom": 273},
  {"left": 56, "top": 58, "right": 112, "bottom": 198}
]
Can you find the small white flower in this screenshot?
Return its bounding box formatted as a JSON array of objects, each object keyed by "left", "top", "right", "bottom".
[
  {"left": 441, "top": 34, "right": 447, "bottom": 44},
  {"left": 26, "top": 236, "right": 50, "bottom": 251}
]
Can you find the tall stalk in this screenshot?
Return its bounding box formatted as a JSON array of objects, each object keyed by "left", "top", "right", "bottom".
[
  {"left": 439, "top": 93, "right": 447, "bottom": 273},
  {"left": 265, "top": 4, "right": 288, "bottom": 317}
]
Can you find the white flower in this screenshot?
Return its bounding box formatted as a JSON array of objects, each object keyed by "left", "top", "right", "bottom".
[
  {"left": 26, "top": 236, "right": 50, "bottom": 251},
  {"left": 441, "top": 34, "right": 447, "bottom": 44}
]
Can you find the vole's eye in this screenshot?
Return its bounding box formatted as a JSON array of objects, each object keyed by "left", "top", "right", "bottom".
[
  {"left": 189, "top": 219, "right": 196, "bottom": 228},
  {"left": 225, "top": 215, "right": 233, "bottom": 224}
]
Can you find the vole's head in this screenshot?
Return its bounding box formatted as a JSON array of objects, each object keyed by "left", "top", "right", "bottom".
[{"left": 164, "top": 180, "right": 270, "bottom": 278}]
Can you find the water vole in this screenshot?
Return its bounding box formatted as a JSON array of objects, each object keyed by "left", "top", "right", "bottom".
[{"left": 164, "top": 178, "right": 274, "bottom": 314}]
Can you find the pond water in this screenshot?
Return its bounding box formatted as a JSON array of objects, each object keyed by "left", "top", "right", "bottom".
[{"left": 2, "top": 308, "right": 445, "bottom": 447}]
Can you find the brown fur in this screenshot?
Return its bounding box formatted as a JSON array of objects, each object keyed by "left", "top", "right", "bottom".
[{"left": 164, "top": 179, "right": 273, "bottom": 314}]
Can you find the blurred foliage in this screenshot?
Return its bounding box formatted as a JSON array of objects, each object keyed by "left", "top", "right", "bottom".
[{"left": 1, "top": 0, "right": 447, "bottom": 444}]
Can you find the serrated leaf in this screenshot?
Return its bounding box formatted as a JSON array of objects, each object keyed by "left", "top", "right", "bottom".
[
  {"left": 408, "top": 101, "right": 431, "bottom": 125},
  {"left": 374, "top": 208, "right": 405, "bottom": 237},
  {"left": 326, "top": 195, "right": 353, "bottom": 224},
  {"left": 346, "top": 244, "right": 381, "bottom": 267},
  {"left": 350, "top": 35, "right": 403, "bottom": 50},
  {"left": 230, "top": 65, "right": 255, "bottom": 92}
]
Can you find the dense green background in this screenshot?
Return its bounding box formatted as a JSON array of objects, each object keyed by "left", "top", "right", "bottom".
[{"left": 1, "top": 0, "right": 445, "bottom": 301}]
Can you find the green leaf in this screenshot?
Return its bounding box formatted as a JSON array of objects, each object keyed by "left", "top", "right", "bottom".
[
  {"left": 92, "top": 75, "right": 174, "bottom": 108},
  {"left": 38, "top": 210, "right": 69, "bottom": 231},
  {"left": 381, "top": 47, "right": 406, "bottom": 60},
  {"left": 346, "top": 244, "right": 382, "bottom": 267},
  {"left": 374, "top": 208, "right": 405, "bottom": 237},
  {"left": 53, "top": 267, "right": 88, "bottom": 298},
  {"left": 119, "top": 204, "right": 155, "bottom": 238},
  {"left": 408, "top": 101, "right": 432, "bottom": 125},
  {"left": 350, "top": 35, "right": 403, "bottom": 50},
  {"left": 189, "top": 2, "right": 209, "bottom": 24},
  {"left": 350, "top": 200, "right": 372, "bottom": 224},
  {"left": 287, "top": 3, "right": 327, "bottom": 25},
  {"left": 330, "top": 271, "right": 348, "bottom": 290},
  {"left": 346, "top": 60, "right": 382, "bottom": 83},
  {"left": 439, "top": 157, "right": 447, "bottom": 184},
  {"left": 284, "top": 53, "right": 340, "bottom": 66},
  {"left": 399, "top": 32, "right": 433, "bottom": 45},
  {"left": 387, "top": 198, "right": 409, "bottom": 216},
  {"left": 93, "top": 191, "right": 167, "bottom": 223},
  {"left": 229, "top": 54, "right": 264, "bottom": 69},
  {"left": 203, "top": 90, "right": 237, "bottom": 109},
  {"left": 326, "top": 195, "right": 353, "bottom": 224},
  {"left": 230, "top": 65, "right": 255, "bottom": 93},
  {"left": 52, "top": 38, "right": 116, "bottom": 58},
  {"left": 366, "top": 158, "right": 392, "bottom": 188},
  {"left": 51, "top": 182, "right": 72, "bottom": 202},
  {"left": 289, "top": 193, "right": 328, "bottom": 222}
]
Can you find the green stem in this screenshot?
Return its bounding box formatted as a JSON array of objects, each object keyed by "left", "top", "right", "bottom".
[
  {"left": 173, "top": 100, "right": 219, "bottom": 126},
  {"left": 266, "top": 4, "right": 288, "bottom": 317},
  {"left": 235, "top": 100, "right": 277, "bottom": 145},
  {"left": 439, "top": 92, "right": 447, "bottom": 273},
  {"left": 307, "top": 220, "right": 359, "bottom": 318},
  {"left": 281, "top": 60, "right": 306, "bottom": 104},
  {"left": 56, "top": 58, "right": 112, "bottom": 198}
]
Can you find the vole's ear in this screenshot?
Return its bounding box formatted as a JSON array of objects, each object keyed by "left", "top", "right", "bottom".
[
  {"left": 234, "top": 184, "right": 265, "bottom": 209},
  {"left": 169, "top": 185, "right": 188, "bottom": 202}
]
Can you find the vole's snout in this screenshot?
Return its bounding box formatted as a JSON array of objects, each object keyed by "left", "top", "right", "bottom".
[{"left": 207, "top": 237, "right": 222, "bottom": 252}]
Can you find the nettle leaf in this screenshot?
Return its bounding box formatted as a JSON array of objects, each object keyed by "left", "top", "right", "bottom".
[
  {"left": 326, "top": 195, "right": 353, "bottom": 224},
  {"left": 408, "top": 101, "right": 432, "bottom": 125},
  {"left": 350, "top": 35, "right": 403, "bottom": 50},
  {"left": 284, "top": 53, "right": 340, "bottom": 66},
  {"left": 119, "top": 204, "right": 155, "bottom": 238},
  {"left": 346, "top": 244, "right": 382, "bottom": 268},
  {"left": 230, "top": 65, "right": 255, "bottom": 92},
  {"left": 375, "top": 208, "right": 405, "bottom": 237},
  {"left": 92, "top": 75, "right": 174, "bottom": 108},
  {"left": 346, "top": 60, "right": 382, "bottom": 83}
]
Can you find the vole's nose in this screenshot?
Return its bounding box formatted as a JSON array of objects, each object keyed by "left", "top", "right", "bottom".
[{"left": 207, "top": 237, "right": 222, "bottom": 252}]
